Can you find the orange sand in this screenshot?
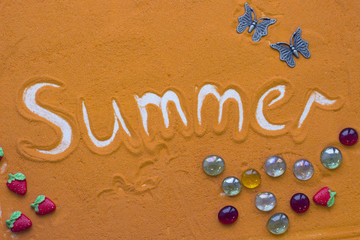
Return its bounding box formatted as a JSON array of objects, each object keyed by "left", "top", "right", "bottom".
[{"left": 1, "top": 0, "right": 360, "bottom": 239}]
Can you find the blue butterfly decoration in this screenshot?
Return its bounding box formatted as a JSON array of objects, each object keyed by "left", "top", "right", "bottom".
[
  {"left": 270, "top": 28, "right": 311, "bottom": 68},
  {"left": 237, "top": 3, "right": 276, "bottom": 42}
]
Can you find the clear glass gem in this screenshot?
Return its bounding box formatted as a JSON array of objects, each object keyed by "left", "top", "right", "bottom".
[
  {"left": 255, "top": 192, "right": 276, "bottom": 212},
  {"left": 321, "top": 147, "right": 342, "bottom": 169},
  {"left": 202, "top": 155, "right": 225, "bottom": 176},
  {"left": 264, "top": 156, "right": 286, "bottom": 177},
  {"left": 293, "top": 159, "right": 314, "bottom": 181},
  {"left": 267, "top": 213, "right": 289, "bottom": 235},
  {"left": 222, "top": 176, "right": 242, "bottom": 196}
]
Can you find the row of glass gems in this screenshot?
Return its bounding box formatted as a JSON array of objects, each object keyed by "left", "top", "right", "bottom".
[{"left": 202, "top": 127, "right": 358, "bottom": 235}]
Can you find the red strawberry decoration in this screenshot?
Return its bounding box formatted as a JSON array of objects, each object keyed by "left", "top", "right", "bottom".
[
  {"left": 6, "top": 211, "right": 32, "bottom": 232},
  {"left": 7, "top": 173, "right": 27, "bottom": 195},
  {"left": 31, "top": 195, "right": 56, "bottom": 215},
  {"left": 0, "top": 147, "right": 3, "bottom": 161},
  {"left": 313, "top": 187, "right": 336, "bottom": 207}
]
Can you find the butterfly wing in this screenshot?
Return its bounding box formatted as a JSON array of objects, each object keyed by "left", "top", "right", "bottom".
[
  {"left": 252, "top": 18, "right": 276, "bottom": 42},
  {"left": 237, "top": 3, "right": 253, "bottom": 33},
  {"left": 293, "top": 27, "right": 310, "bottom": 58},
  {"left": 271, "top": 43, "right": 295, "bottom": 68}
]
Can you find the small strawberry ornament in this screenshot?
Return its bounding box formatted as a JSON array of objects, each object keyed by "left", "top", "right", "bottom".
[
  {"left": 31, "top": 195, "right": 56, "bottom": 215},
  {"left": 313, "top": 187, "right": 336, "bottom": 207},
  {"left": 0, "top": 147, "right": 3, "bottom": 161},
  {"left": 6, "top": 211, "right": 32, "bottom": 232},
  {"left": 7, "top": 173, "right": 27, "bottom": 195}
]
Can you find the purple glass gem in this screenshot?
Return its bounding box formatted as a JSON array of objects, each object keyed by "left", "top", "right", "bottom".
[
  {"left": 339, "top": 128, "right": 358, "bottom": 146},
  {"left": 218, "top": 206, "right": 238, "bottom": 225},
  {"left": 290, "top": 193, "right": 310, "bottom": 213}
]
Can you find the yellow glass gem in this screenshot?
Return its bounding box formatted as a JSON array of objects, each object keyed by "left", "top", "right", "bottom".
[{"left": 241, "top": 169, "right": 261, "bottom": 189}]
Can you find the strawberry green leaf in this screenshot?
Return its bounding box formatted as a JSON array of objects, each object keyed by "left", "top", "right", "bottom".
[
  {"left": 327, "top": 190, "right": 336, "bottom": 207},
  {"left": 6, "top": 211, "right": 22, "bottom": 229},
  {"left": 7, "top": 173, "right": 26, "bottom": 183},
  {"left": 0, "top": 147, "right": 3, "bottom": 157},
  {"left": 31, "top": 195, "right": 46, "bottom": 213}
]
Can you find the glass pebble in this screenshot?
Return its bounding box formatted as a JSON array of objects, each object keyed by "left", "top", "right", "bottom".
[
  {"left": 267, "top": 213, "right": 289, "bottom": 235},
  {"left": 290, "top": 193, "right": 310, "bottom": 213},
  {"left": 222, "top": 176, "right": 242, "bottom": 196},
  {"left": 264, "top": 156, "right": 286, "bottom": 177},
  {"left": 321, "top": 147, "right": 342, "bottom": 169},
  {"left": 293, "top": 159, "right": 314, "bottom": 181},
  {"left": 339, "top": 128, "right": 358, "bottom": 146},
  {"left": 202, "top": 155, "right": 225, "bottom": 176},
  {"left": 218, "top": 206, "right": 238, "bottom": 225},
  {"left": 255, "top": 192, "right": 276, "bottom": 212},
  {"left": 241, "top": 169, "right": 261, "bottom": 188}
]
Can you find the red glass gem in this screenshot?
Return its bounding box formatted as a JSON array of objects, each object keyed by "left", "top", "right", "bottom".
[
  {"left": 339, "top": 128, "right": 358, "bottom": 146},
  {"left": 218, "top": 206, "right": 238, "bottom": 225},
  {"left": 290, "top": 193, "right": 310, "bottom": 213}
]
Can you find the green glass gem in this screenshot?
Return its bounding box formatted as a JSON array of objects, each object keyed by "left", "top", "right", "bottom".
[
  {"left": 321, "top": 147, "right": 342, "bottom": 169},
  {"left": 267, "top": 213, "right": 289, "bottom": 235},
  {"left": 222, "top": 176, "right": 242, "bottom": 196},
  {"left": 202, "top": 155, "right": 225, "bottom": 176}
]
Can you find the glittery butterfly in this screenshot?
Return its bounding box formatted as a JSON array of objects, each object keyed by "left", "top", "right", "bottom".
[
  {"left": 270, "top": 27, "right": 311, "bottom": 68},
  {"left": 236, "top": 3, "right": 276, "bottom": 42}
]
